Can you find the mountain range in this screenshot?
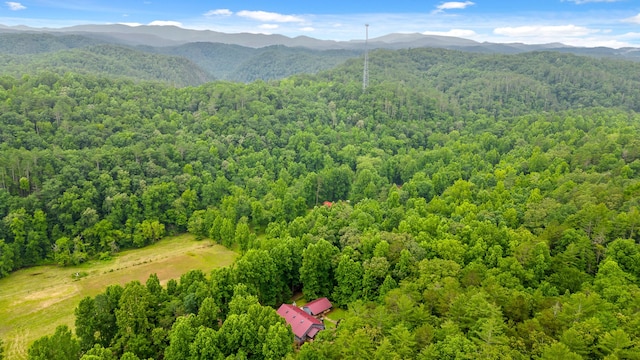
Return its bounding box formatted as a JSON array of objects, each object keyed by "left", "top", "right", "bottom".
[{"left": 1, "top": 23, "right": 639, "bottom": 85}]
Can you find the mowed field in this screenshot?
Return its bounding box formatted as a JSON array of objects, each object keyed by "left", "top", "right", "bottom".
[{"left": 0, "top": 234, "right": 238, "bottom": 360}]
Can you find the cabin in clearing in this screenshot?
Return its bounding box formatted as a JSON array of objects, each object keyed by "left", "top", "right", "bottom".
[{"left": 277, "top": 304, "right": 324, "bottom": 344}]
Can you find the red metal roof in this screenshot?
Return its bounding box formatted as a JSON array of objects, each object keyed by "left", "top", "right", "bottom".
[
  {"left": 307, "top": 327, "right": 320, "bottom": 339},
  {"left": 303, "top": 297, "right": 333, "bottom": 315},
  {"left": 277, "top": 304, "right": 323, "bottom": 339}
]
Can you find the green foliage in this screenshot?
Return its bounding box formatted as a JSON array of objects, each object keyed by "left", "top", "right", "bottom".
[
  {"left": 300, "top": 239, "right": 339, "bottom": 299},
  {"left": 540, "top": 342, "right": 582, "bottom": 360},
  {"left": 164, "top": 315, "right": 197, "bottom": 360},
  {"left": 75, "top": 296, "right": 98, "bottom": 351},
  {"left": 234, "top": 249, "right": 280, "bottom": 306},
  {"left": 80, "top": 344, "right": 116, "bottom": 360},
  {"left": 333, "top": 254, "right": 363, "bottom": 306},
  {"left": 0, "top": 240, "right": 13, "bottom": 277},
  {"left": 0, "top": 33, "right": 365, "bottom": 85},
  {"left": 119, "top": 353, "right": 140, "bottom": 360},
  {"left": 133, "top": 220, "right": 165, "bottom": 248},
  {"left": 113, "top": 282, "right": 155, "bottom": 358},
  {"left": 0, "top": 33, "right": 105, "bottom": 55},
  {"left": 218, "top": 301, "right": 292, "bottom": 358},
  {"left": 10, "top": 45, "right": 640, "bottom": 360},
  {"left": 0, "top": 43, "right": 212, "bottom": 86},
  {"left": 261, "top": 323, "right": 293, "bottom": 359},
  {"left": 28, "top": 325, "right": 80, "bottom": 360}
]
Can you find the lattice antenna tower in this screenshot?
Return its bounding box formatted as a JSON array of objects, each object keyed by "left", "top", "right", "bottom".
[{"left": 363, "top": 24, "right": 369, "bottom": 91}]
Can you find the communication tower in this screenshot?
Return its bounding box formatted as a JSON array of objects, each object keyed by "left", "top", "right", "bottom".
[{"left": 363, "top": 24, "right": 369, "bottom": 91}]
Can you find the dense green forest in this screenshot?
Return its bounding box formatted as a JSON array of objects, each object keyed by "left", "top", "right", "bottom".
[
  {"left": 0, "top": 44, "right": 213, "bottom": 87},
  {"left": 0, "top": 33, "right": 359, "bottom": 84},
  {"left": 144, "top": 43, "right": 361, "bottom": 82},
  {"left": 1, "top": 47, "right": 640, "bottom": 359}
]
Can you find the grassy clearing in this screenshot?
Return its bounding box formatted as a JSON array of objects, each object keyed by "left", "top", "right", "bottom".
[
  {"left": 324, "top": 308, "right": 347, "bottom": 329},
  {"left": 291, "top": 293, "right": 307, "bottom": 307},
  {"left": 0, "top": 234, "right": 237, "bottom": 360},
  {"left": 323, "top": 318, "right": 336, "bottom": 329},
  {"left": 326, "top": 307, "right": 347, "bottom": 321}
]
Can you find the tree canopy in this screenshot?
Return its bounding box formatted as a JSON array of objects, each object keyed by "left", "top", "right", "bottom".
[{"left": 0, "top": 46, "right": 638, "bottom": 359}]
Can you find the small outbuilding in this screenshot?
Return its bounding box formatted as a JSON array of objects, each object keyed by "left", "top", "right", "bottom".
[{"left": 302, "top": 297, "right": 333, "bottom": 316}]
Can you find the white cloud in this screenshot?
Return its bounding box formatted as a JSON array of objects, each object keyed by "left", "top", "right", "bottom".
[
  {"left": 6, "top": 2, "right": 26, "bottom": 11},
  {"left": 423, "top": 29, "right": 478, "bottom": 38},
  {"left": 259, "top": 24, "right": 279, "bottom": 30},
  {"left": 547, "top": 38, "right": 631, "bottom": 48},
  {"left": 204, "top": 9, "right": 232, "bottom": 17},
  {"left": 482, "top": 24, "right": 639, "bottom": 48},
  {"left": 300, "top": 27, "right": 315, "bottom": 32},
  {"left": 622, "top": 32, "right": 640, "bottom": 38},
  {"left": 623, "top": 13, "right": 640, "bottom": 24},
  {"left": 119, "top": 22, "right": 143, "bottom": 27},
  {"left": 237, "top": 10, "right": 304, "bottom": 23},
  {"left": 564, "top": 0, "right": 622, "bottom": 4},
  {"left": 148, "top": 20, "right": 183, "bottom": 27},
  {"left": 434, "top": 1, "right": 474, "bottom": 13},
  {"left": 494, "top": 25, "right": 597, "bottom": 37}
]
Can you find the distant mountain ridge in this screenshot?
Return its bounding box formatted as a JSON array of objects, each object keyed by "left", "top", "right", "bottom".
[
  {"left": 1, "top": 23, "right": 639, "bottom": 60},
  {"left": 1, "top": 23, "right": 640, "bottom": 86},
  {"left": 0, "top": 31, "right": 361, "bottom": 83}
]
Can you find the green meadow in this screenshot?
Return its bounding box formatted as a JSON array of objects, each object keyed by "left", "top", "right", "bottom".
[{"left": 0, "top": 234, "right": 237, "bottom": 360}]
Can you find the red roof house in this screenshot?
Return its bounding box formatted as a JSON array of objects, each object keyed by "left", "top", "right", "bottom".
[
  {"left": 302, "top": 297, "right": 333, "bottom": 316},
  {"left": 277, "top": 304, "right": 324, "bottom": 343}
]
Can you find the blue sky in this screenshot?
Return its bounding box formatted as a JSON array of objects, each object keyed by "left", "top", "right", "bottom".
[{"left": 1, "top": 1, "right": 640, "bottom": 47}]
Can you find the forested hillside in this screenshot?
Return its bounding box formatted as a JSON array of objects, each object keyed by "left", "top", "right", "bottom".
[
  {"left": 1, "top": 47, "right": 640, "bottom": 359},
  {"left": 6, "top": 32, "right": 640, "bottom": 88},
  {"left": 144, "top": 43, "right": 360, "bottom": 82},
  {"left": 0, "top": 33, "right": 107, "bottom": 55},
  {"left": 331, "top": 48, "right": 640, "bottom": 115},
  {"left": 0, "top": 33, "right": 359, "bottom": 84},
  {"left": 0, "top": 44, "right": 213, "bottom": 87}
]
